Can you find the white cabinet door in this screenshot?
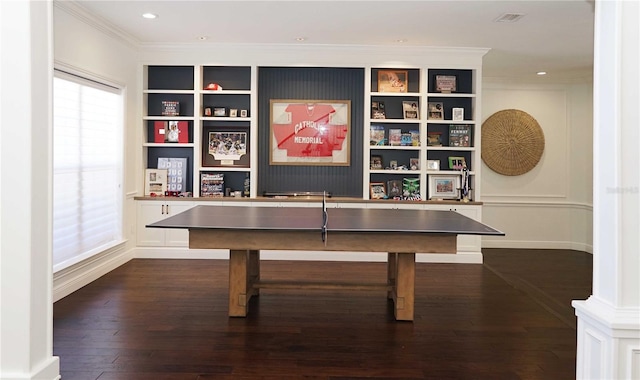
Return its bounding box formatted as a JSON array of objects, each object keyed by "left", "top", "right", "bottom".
[{"left": 136, "top": 201, "right": 193, "bottom": 247}]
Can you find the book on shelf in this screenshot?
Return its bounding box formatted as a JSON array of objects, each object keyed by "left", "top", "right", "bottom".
[
  {"left": 158, "top": 157, "right": 188, "bottom": 193},
  {"left": 370, "top": 124, "right": 385, "bottom": 146},
  {"left": 402, "top": 177, "right": 420, "bottom": 198},
  {"left": 371, "top": 101, "right": 386, "bottom": 119},
  {"left": 200, "top": 173, "right": 224, "bottom": 197},
  {"left": 449, "top": 124, "right": 472, "bottom": 147},
  {"left": 427, "top": 131, "right": 443, "bottom": 146},
  {"left": 410, "top": 130, "right": 420, "bottom": 146},
  {"left": 389, "top": 129, "right": 402, "bottom": 146},
  {"left": 154, "top": 121, "right": 189, "bottom": 143},
  {"left": 161, "top": 101, "right": 180, "bottom": 116}
]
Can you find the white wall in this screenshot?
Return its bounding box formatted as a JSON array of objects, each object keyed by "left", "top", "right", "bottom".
[
  {"left": 480, "top": 79, "right": 593, "bottom": 252},
  {"left": 51, "top": 3, "right": 139, "bottom": 300}
]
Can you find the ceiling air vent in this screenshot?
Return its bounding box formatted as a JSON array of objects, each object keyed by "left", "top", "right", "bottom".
[{"left": 494, "top": 13, "right": 525, "bottom": 23}]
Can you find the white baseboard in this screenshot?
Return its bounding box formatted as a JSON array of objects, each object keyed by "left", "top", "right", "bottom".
[
  {"left": 482, "top": 239, "right": 593, "bottom": 253},
  {"left": 2, "top": 355, "right": 61, "bottom": 380}
]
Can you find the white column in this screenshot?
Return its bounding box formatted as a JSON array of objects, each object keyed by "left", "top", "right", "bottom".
[
  {"left": 0, "top": 1, "right": 60, "bottom": 379},
  {"left": 572, "top": 1, "right": 640, "bottom": 379}
]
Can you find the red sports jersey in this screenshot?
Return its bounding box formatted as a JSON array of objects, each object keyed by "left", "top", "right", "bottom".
[{"left": 272, "top": 103, "right": 347, "bottom": 157}]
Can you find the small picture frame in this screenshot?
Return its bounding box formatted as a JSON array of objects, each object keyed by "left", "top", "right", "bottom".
[
  {"left": 370, "top": 155, "right": 383, "bottom": 170},
  {"left": 144, "top": 168, "right": 168, "bottom": 196},
  {"left": 240, "top": 109, "right": 248, "bottom": 117},
  {"left": 426, "top": 160, "right": 440, "bottom": 171},
  {"left": 390, "top": 160, "right": 398, "bottom": 170},
  {"left": 387, "top": 180, "right": 403, "bottom": 198},
  {"left": 402, "top": 101, "right": 419, "bottom": 119},
  {"left": 428, "top": 102, "right": 444, "bottom": 120},
  {"left": 452, "top": 107, "right": 464, "bottom": 121},
  {"left": 435, "top": 75, "right": 457, "bottom": 93},
  {"left": 369, "top": 182, "right": 387, "bottom": 199},
  {"left": 428, "top": 174, "right": 460, "bottom": 200},
  {"left": 204, "top": 107, "right": 212, "bottom": 117},
  {"left": 213, "top": 107, "right": 227, "bottom": 117},
  {"left": 448, "top": 156, "right": 466, "bottom": 170},
  {"left": 229, "top": 109, "right": 238, "bottom": 117},
  {"left": 410, "top": 158, "right": 420, "bottom": 170},
  {"left": 371, "top": 101, "right": 386, "bottom": 119},
  {"left": 377, "top": 70, "right": 408, "bottom": 93}
]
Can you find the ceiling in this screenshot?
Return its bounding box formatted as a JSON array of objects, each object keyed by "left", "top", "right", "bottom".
[{"left": 70, "top": 0, "right": 595, "bottom": 81}]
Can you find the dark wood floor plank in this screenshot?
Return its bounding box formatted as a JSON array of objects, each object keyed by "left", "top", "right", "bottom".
[{"left": 54, "top": 250, "right": 592, "bottom": 379}]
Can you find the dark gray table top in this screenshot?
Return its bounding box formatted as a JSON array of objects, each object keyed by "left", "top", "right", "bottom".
[{"left": 148, "top": 205, "right": 504, "bottom": 236}]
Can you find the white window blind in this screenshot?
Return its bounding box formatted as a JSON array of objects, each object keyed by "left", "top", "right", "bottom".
[{"left": 53, "top": 70, "right": 123, "bottom": 271}]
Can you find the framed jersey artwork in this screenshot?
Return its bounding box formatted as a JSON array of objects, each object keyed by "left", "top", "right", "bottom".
[{"left": 269, "top": 99, "right": 351, "bottom": 166}]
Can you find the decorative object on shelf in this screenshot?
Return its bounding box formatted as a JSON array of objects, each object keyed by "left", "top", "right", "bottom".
[
  {"left": 390, "top": 160, "right": 398, "bottom": 169},
  {"left": 460, "top": 163, "right": 471, "bottom": 202},
  {"left": 426, "top": 159, "right": 440, "bottom": 171},
  {"left": 448, "top": 124, "right": 472, "bottom": 147},
  {"left": 161, "top": 100, "right": 180, "bottom": 116},
  {"left": 369, "top": 182, "right": 387, "bottom": 199},
  {"left": 370, "top": 155, "right": 383, "bottom": 169},
  {"left": 204, "top": 107, "right": 212, "bottom": 117},
  {"left": 370, "top": 124, "right": 385, "bottom": 145},
  {"left": 452, "top": 107, "right": 465, "bottom": 121},
  {"left": 154, "top": 121, "right": 188, "bottom": 143},
  {"left": 428, "top": 174, "right": 459, "bottom": 200},
  {"left": 158, "top": 157, "right": 187, "bottom": 193},
  {"left": 213, "top": 107, "right": 227, "bottom": 117},
  {"left": 202, "top": 127, "right": 250, "bottom": 168},
  {"left": 200, "top": 173, "right": 224, "bottom": 197},
  {"left": 410, "top": 158, "right": 420, "bottom": 170},
  {"left": 434, "top": 75, "right": 457, "bottom": 93},
  {"left": 387, "top": 180, "right": 403, "bottom": 198},
  {"left": 377, "top": 70, "right": 408, "bottom": 93},
  {"left": 204, "top": 83, "right": 223, "bottom": 91},
  {"left": 240, "top": 109, "right": 248, "bottom": 117},
  {"left": 427, "top": 131, "right": 443, "bottom": 146},
  {"left": 144, "top": 168, "right": 167, "bottom": 196},
  {"left": 482, "top": 109, "right": 545, "bottom": 176},
  {"left": 428, "top": 102, "right": 444, "bottom": 120},
  {"left": 410, "top": 130, "right": 420, "bottom": 146},
  {"left": 448, "top": 156, "right": 466, "bottom": 170},
  {"left": 270, "top": 99, "right": 350, "bottom": 166},
  {"left": 229, "top": 109, "right": 238, "bottom": 117},
  {"left": 402, "top": 177, "right": 420, "bottom": 198},
  {"left": 402, "top": 101, "right": 419, "bottom": 119},
  {"left": 388, "top": 128, "right": 402, "bottom": 146},
  {"left": 371, "top": 101, "right": 386, "bottom": 119}
]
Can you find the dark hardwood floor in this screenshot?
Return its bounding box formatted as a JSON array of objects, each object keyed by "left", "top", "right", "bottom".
[{"left": 53, "top": 249, "right": 592, "bottom": 380}]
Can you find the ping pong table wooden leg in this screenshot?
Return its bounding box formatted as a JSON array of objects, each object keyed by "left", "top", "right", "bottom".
[
  {"left": 387, "top": 252, "right": 397, "bottom": 299},
  {"left": 394, "top": 252, "right": 415, "bottom": 321},
  {"left": 229, "top": 249, "right": 250, "bottom": 317},
  {"left": 248, "top": 250, "right": 260, "bottom": 298}
]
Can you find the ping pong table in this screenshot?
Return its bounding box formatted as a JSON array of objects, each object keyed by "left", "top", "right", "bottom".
[{"left": 148, "top": 204, "right": 503, "bottom": 321}]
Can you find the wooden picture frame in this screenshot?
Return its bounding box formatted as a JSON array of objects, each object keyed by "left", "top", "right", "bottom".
[
  {"left": 435, "top": 75, "right": 457, "bottom": 93},
  {"left": 202, "top": 126, "right": 250, "bottom": 167},
  {"left": 270, "top": 99, "right": 350, "bottom": 166},
  {"left": 402, "top": 101, "right": 419, "bottom": 119},
  {"left": 369, "top": 182, "right": 387, "bottom": 199},
  {"left": 377, "top": 70, "right": 408, "bottom": 93},
  {"left": 428, "top": 174, "right": 459, "bottom": 200}
]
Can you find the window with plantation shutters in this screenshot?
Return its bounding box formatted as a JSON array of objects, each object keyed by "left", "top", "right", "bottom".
[{"left": 52, "top": 70, "right": 123, "bottom": 271}]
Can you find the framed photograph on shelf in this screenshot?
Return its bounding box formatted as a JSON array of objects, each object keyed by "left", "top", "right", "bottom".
[
  {"left": 427, "top": 102, "right": 444, "bottom": 120},
  {"left": 202, "top": 126, "right": 250, "bottom": 167},
  {"left": 144, "top": 168, "right": 167, "bottom": 196},
  {"left": 426, "top": 160, "right": 440, "bottom": 171},
  {"left": 270, "top": 99, "right": 350, "bottom": 166},
  {"left": 240, "top": 109, "right": 248, "bottom": 117},
  {"left": 229, "top": 109, "right": 238, "bottom": 117},
  {"left": 428, "top": 174, "right": 460, "bottom": 200},
  {"left": 213, "top": 107, "right": 227, "bottom": 117},
  {"left": 402, "top": 101, "right": 419, "bottom": 119},
  {"left": 369, "top": 182, "right": 387, "bottom": 199},
  {"left": 410, "top": 158, "right": 420, "bottom": 170},
  {"left": 452, "top": 107, "right": 464, "bottom": 121},
  {"left": 377, "top": 70, "right": 408, "bottom": 93},
  {"left": 448, "top": 156, "right": 466, "bottom": 170},
  {"left": 371, "top": 101, "right": 386, "bottom": 119},
  {"left": 434, "top": 75, "right": 457, "bottom": 93},
  {"left": 370, "top": 155, "right": 383, "bottom": 169},
  {"left": 387, "top": 180, "right": 403, "bottom": 198}
]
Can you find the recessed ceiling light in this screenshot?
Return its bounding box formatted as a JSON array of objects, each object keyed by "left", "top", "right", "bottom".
[
  {"left": 537, "top": 71, "right": 547, "bottom": 76},
  {"left": 198, "top": 36, "right": 208, "bottom": 41},
  {"left": 295, "top": 37, "right": 306, "bottom": 42},
  {"left": 395, "top": 39, "right": 407, "bottom": 43},
  {"left": 142, "top": 13, "right": 157, "bottom": 19}
]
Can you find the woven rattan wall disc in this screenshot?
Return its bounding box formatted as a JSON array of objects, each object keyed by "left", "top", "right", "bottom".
[{"left": 481, "top": 109, "right": 545, "bottom": 176}]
